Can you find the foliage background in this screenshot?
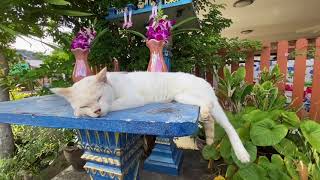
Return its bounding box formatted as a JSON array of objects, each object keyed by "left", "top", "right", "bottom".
[{"left": 0, "top": 0, "right": 261, "bottom": 178}]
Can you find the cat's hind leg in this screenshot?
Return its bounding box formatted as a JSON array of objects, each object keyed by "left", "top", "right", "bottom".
[
  {"left": 174, "top": 93, "right": 214, "bottom": 145},
  {"left": 174, "top": 93, "right": 250, "bottom": 163}
]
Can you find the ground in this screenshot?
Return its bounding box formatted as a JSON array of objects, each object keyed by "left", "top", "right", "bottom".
[{"left": 52, "top": 150, "right": 220, "bottom": 180}]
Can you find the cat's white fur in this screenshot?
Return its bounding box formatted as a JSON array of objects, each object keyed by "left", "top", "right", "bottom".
[{"left": 51, "top": 68, "right": 250, "bottom": 163}]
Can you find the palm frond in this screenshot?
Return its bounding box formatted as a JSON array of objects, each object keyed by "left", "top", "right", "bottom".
[
  {"left": 172, "top": 28, "right": 200, "bottom": 36},
  {"left": 120, "top": 29, "right": 147, "bottom": 40},
  {"left": 172, "top": 16, "right": 198, "bottom": 30},
  {"left": 53, "top": 10, "right": 93, "bottom": 16},
  {"left": 91, "top": 28, "right": 109, "bottom": 48},
  {"left": 45, "top": 0, "right": 70, "bottom": 6}
]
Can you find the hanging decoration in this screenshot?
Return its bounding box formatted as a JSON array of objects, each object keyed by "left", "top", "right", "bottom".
[{"left": 122, "top": 4, "right": 135, "bottom": 29}]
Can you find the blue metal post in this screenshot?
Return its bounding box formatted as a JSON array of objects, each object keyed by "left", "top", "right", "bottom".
[{"left": 76, "top": 130, "right": 144, "bottom": 180}]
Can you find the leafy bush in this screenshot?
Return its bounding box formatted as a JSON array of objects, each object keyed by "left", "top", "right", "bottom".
[
  {"left": 202, "top": 67, "right": 320, "bottom": 180},
  {"left": 0, "top": 50, "right": 75, "bottom": 178},
  {"left": 0, "top": 127, "right": 74, "bottom": 179},
  {"left": 218, "top": 67, "right": 253, "bottom": 113}
]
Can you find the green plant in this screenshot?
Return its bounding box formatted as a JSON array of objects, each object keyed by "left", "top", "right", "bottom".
[
  {"left": 260, "top": 65, "right": 283, "bottom": 84},
  {"left": 202, "top": 106, "right": 320, "bottom": 180},
  {"left": 252, "top": 81, "right": 286, "bottom": 111},
  {"left": 203, "top": 73, "right": 320, "bottom": 180},
  {"left": 218, "top": 67, "right": 253, "bottom": 113},
  {"left": 0, "top": 126, "right": 74, "bottom": 179},
  {"left": 1, "top": 50, "right": 73, "bottom": 96}
]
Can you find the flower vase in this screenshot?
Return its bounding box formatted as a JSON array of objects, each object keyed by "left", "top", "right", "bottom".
[
  {"left": 146, "top": 39, "right": 168, "bottom": 72},
  {"left": 71, "top": 48, "right": 93, "bottom": 83}
]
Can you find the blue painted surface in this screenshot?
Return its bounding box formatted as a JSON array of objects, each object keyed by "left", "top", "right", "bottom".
[
  {"left": 77, "top": 130, "right": 143, "bottom": 180},
  {"left": 144, "top": 138, "right": 183, "bottom": 176},
  {"left": 0, "top": 95, "right": 199, "bottom": 136},
  {"left": 105, "top": 0, "right": 193, "bottom": 20}
]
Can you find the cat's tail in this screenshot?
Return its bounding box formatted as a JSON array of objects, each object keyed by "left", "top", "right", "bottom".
[{"left": 210, "top": 101, "right": 251, "bottom": 163}]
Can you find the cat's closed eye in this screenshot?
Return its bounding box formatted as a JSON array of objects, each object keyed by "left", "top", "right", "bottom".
[
  {"left": 97, "top": 96, "right": 102, "bottom": 102},
  {"left": 80, "top": 105, "right": 89, "bottom": 109}
]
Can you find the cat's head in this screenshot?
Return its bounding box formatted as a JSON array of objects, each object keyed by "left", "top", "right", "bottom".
[{"left": 51, "top": 68, "right": 111, "bottom": 117}]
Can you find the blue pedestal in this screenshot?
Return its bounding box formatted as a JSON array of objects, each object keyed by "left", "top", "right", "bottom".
[
  {"left": 144, "top": 137, "right": 183, "bottom": 176},
  {"left": 76, "top": 130, "right": 144, "bottom": 180}
]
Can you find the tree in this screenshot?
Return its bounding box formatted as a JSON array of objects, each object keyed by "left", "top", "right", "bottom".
[
  {"left": 0, "top": 52, "right": 14, "bottom": 158},
  {"left": 0, "top": 0, "right": 92, "bottom": 158}
]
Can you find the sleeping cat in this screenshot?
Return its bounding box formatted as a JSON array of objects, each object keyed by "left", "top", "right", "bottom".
[{"left": 51, "top": 68, "right": 250, "bottom": 163}]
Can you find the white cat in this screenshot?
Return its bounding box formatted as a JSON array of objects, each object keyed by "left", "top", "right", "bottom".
[{"left": 51, "top": 68, "right": 250, "bottom": 163}]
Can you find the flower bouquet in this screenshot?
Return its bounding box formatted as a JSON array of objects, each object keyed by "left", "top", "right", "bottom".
[
  {"left": 71, "top": 28, "right": 96, "bottom": 82},
  {"left": 121, "top": 7, "right": 198, "bottom": 72}
]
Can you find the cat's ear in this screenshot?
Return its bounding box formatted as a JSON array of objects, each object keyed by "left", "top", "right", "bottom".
[
  {"left": 96, "top": 67, "right": 107, "bottom": 83},
  {"left": 50, "top": 88, "right": 72, "bottom": 98}
]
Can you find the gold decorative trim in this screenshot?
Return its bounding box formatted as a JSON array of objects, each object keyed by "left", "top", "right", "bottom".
[
  {"left": 81, "top": 153, "right": 121, "bottom": 166},
  {"left": 165, "top": 0, "right": 179, "bottom": 4},
  {"left": 84, "top": 150, "right": 143, "bottom": 179},
  {"left": 78, "top": 135, "right": 142, "bottom": 157}
]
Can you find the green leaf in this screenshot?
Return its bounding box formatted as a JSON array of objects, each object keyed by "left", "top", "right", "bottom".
[
  {"left": 54, "top": 10, "right": 93, "bottom": 16},
  {"left": 226, "top": 164, "right": 237, "bottom": 179},
  {"left": 172, "top": 16, "right": 198, "bottom": 30},
  {"left": 284, "top": 157, "right": 299, "bottom": 180},
  {"left": 273, "top": 138, "right": 299, "bottom": 157},
  {"left": 231, "top": 141, "right": 257, "bottom": 168},
  {"left": 240, "top": 84, "right": 253, "bottom": 102},
  {"left": 311, "top": 164, "right": 320, "bottom": 180},
  {"left": 269, "top": 109, "right": 284, "bottom": 120},
  {"left": 202, "top": 144, "right": 220, "bottom": 160},
  {"left": 271, "top": 154, "right": 286, "bottom": 171},
  {"left": 250, "top": 119, "right": 288, "bottom": 146},
  {"left": 242, "top": 109, "right": 269, "bottom": 123},
  {"left": 231, "top": 67, "right": 246, "bottom": 86},
  {"left": 214, "top": 123, "right": 226, "bottom": 143},
  {"left": 237, "top": 127, "right": 250, "bottom": 142},
  {"left": 281, "top": 111, "right": 300, "bottom": 128},
  {"left": 91, "top": 28, "right": 109, "bottom": 49},
  {"left": 223, "top": 67, "right": 232, "bottom": 83},
  {"left": 171, "top": 28, "right": 200, "bottom": 36},
  {"left": 220, "top": 136, "right": 231, "bottom": 160},
  {"left": 234, "top": 164, "right": 267, "bottom": 180},
  {"left": 300, "top": 120, "right": 320, "bottom": 152},
  {"left": 258, "top": 156, "right": 273, "bottom": 170},
  {"left": 121, "top": 29, "right": 147, "bottom": 40},
  {"left": 269, "top": 169, "right": 291, "bottom": 180},
  {"left": 45, "top": 0, "right": 70, "bottom": 5}
]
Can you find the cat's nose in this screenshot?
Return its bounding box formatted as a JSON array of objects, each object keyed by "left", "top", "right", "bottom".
[{"left": 94, "top": 108, "right": 101, "bottom": 114}]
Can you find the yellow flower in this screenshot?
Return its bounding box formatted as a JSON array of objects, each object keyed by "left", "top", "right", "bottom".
[{"left": 214, "top": 175, "right": 225, "bottom": 180}]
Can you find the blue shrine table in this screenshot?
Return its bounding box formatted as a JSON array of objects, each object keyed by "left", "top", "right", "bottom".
[{"left": 0, "top": 95, "right": 199, "bottom": 179}]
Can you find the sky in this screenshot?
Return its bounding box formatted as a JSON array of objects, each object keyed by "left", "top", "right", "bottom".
[
  {"left": 10, "top": 27, "right": 72, "bottom": 55},
  {"left": 11, "top": 36, "right": 54, "bottom": 55}
]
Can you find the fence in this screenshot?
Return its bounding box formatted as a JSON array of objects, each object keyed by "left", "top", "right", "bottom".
[
  {"left": 198, "top": 38, "right": 320, "bottom": 121},
  {"left": 91, "top": 38, "right": 320, "bottom": 121}
]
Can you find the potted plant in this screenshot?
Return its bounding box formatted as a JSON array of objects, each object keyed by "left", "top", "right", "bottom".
[{"left": 62, "top": 130, "right": 86, "bottom": 171}]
